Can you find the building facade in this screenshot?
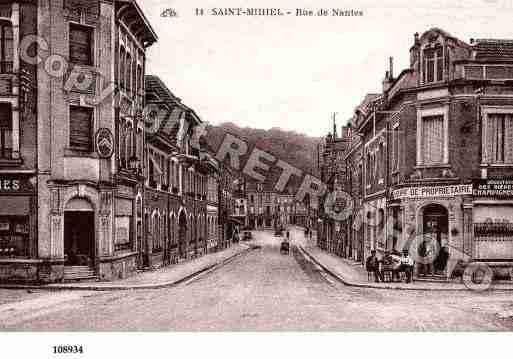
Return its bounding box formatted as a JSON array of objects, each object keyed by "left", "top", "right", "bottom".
[
  {"left": 0, "top": 0, "right": 159, "bottom": 283},
  {"left": 321, "top": 28, "right": 513, "bottom": 278},
  {"left": 0, "top": 0, "right": 234, "bottom": 284},
  {"left": 0, "top": 1, "right": 39, "bottom": 282}
]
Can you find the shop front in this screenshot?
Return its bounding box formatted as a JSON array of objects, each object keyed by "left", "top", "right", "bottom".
[
  {"left": 472, "top": 179, "right": 513, "bottom": 275},
  {"left": 392, "top": 183, "right": 473, "bottom": 277},
  {"left": 0, "top": 176, "right": 37, "bottom": 282}
]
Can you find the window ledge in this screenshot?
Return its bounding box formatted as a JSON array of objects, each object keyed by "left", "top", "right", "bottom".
[
  {"left": 481, "top": 163, "right": 513, "bottom": 168},
  {"left": 64, "top": 148, "right": 99, "bottom": 158},
  {"left": 414, "top": 164, "right": 451, "bottom": 169},
  {"left": 0, "top": 158, "right": 23, "bottom": 167}
]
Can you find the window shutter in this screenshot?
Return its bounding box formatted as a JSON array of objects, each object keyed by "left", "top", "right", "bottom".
[
  {"left": 70, "top": 24, "right": 92, "bottom": 66},
  {"left": 505, "top": 114, "right": 513, "bottom": 163},
  {"left": 485, "top": 114, "right": 495, "bottom": 163},
  {"left": 422, "top": 116, "right": 443, "bottom": 164},
  {"left": 69, "top": 106, "right": 92, "bottom": 151}
]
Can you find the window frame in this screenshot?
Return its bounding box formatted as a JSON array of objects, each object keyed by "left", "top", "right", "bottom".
[
  {"left": 0, "top": 20, "right": 13, "bottom": 74},
  {"left": 69, "top": 105, "right": 94, "bottom": 153},
  {"left": 481, "top": 106, "right": 513, "bottom": 165},
  {"left": 416, "top": 106, "right": 449, "bottom": 166},
  {"left": 422, "top": 44, "right": 444, "bottom": 84},
  {"left": 69, "top": 22, "right": 94, "bottom": 67}
]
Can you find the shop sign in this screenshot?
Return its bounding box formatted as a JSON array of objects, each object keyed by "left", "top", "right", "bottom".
[
  {"left": 0, "top": 178, "right": 34, "bottom": 193},
  {"left": 392, "top": 184, "right": 473, "bottom": 200},
  {"left": 473, "top": 179, "right": 513, "bottom": 198},
  {"left": 95, "top": 128, "right": 114, "bottom": 159},
  {"left": 0, "top": 179, "right": 20, "bottom": 192}
]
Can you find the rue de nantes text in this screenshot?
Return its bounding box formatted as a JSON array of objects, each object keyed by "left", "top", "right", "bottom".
[{"left": 195, "top": 8, "right": 364, "bottom": 17}]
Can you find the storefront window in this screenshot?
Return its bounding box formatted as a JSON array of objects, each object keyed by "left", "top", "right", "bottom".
[{"left": 0, "top": 216, "right": 29, "bottom": 258}]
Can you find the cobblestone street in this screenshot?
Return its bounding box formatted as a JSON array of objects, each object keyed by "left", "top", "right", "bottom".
[{"left": 1, "top": 230, "right": 513, "bottom": 331}]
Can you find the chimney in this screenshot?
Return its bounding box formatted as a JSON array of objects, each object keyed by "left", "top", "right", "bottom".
[
  {"left": 389, "top": 56, "right": 394, "bottom": 79},
  {"left": 332, "top": 113, "right": 337, "bottom": 139},
  {"left": 410, "top": 32, "right": 421, "bottom": 68}
]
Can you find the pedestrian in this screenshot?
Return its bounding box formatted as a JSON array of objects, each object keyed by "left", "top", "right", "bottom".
[
  {"left": 365, "top": 250, "right": 382, "bottom": 283},
  {"left": 400, "top": 249, "right": 414, "bottom": 283},
  {"left": 309, "top": 230, "right": 312, "bottom": 240}
]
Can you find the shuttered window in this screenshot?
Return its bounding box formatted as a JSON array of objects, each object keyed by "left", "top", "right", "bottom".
[
  {"left": 69, "top": 106, "right": 93, "bottom": 152},
  {"left": 486, "top": 114, "right": 513, "bottom": 164},
  {"left": 0, "top": 103, "right": 11, "bottom": 158},
  {"left": 421, "top": 115, "right": 444, "bottom": 165},
  {"left": 0, "top": 21, "right": 13, "bottom": 73},
  {"left": 70, "top": 24, "right": 93, "bottom": 66}
]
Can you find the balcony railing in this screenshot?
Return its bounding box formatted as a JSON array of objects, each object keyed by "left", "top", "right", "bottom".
[{"left": 474, "top": 223, "right": 513, "bottom": 239}]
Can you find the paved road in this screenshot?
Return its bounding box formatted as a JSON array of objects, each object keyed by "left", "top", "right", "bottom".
[{"left": 1, "top": 229, "right": 513, "bottom": 330}]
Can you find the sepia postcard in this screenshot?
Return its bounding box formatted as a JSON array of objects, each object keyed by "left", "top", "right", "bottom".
[{"left": 1, "top": 0, "right": 513, "bottom": 357}]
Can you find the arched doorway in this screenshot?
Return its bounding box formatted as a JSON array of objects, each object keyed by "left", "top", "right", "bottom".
[
  {"left": 178, "top": 210, "right": 187, "bottom": 258},
  {"left": 420, "top": 204, "right": 449, "bottom": 275},
  {"left": 64, "top": 197, "right": 95, "bottom": 268}
]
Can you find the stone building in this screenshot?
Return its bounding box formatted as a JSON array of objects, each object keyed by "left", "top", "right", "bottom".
[
  {"left": 246, "top": 181, "right": 277, "bottom": 230},
  {"left": 144, "top": 75, "right": 210, "bottom": 267},
  {"left": 204, "top": 151, "right": 220, "bottom": 253},
  {"left": 0, "top": 0, "right": 158, "bottom": 283},
  {"left": 0, "top": 1, "right": 39, "bottom": 282},
  {"left": 218, "top": 164, "right": 239, "bottom": 248},
  {"left": 317, "top": 123, "right": 351, "bottom": 255},
  {"left": 233, "top": 178, "right": 247, "bottom": 228}
]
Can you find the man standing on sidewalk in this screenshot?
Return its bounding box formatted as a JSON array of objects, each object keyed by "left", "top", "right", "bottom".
[
  {"left": 366, "top": 250, "right": 382, "bottom": 282},
  {"left": 400, "top": 250, "right": 414, "bottom": 283}
]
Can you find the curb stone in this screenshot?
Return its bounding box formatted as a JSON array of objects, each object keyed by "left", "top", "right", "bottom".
[
  {"left": 0, "top": 246, "right": 253, "bottom": 291},
  {"left": 298, "top": 245, "right": 513, "bottom": 292}
]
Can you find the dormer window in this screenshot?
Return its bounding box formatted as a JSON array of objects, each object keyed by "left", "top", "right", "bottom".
[{"left": 423, "top": 45, "right": 443, "bottom": 84}]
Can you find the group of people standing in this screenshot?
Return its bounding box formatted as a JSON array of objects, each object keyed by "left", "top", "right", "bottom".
[{"left": 366, "top": 249, "right": 414, "bottom": 283}]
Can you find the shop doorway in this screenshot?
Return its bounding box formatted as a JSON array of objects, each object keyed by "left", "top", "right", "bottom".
[
  {"left": 420, "top": 204, "right": 449, "bottom": 275},
  {"left": 64, "top": 203, "right": 95, "bottom": 269}
]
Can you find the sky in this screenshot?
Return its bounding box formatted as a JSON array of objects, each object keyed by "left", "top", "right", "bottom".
[{"left": 139, "top": 0, "right": 513, "bottom": 137}]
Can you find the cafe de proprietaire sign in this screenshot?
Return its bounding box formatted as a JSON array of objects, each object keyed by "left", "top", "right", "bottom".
[
  {"left": 392, "top": 184, "right": 473, "bottom": 200},
  {"left": 473, "top": 179, "right": 513, "bottom": 198}
]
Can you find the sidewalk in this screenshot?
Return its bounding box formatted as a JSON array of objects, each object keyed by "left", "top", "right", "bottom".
[
  {"left": 0, "top": 243, "right": 254, "bottom": 291},
  {"left": 298, "top": 236, "right": 513, "bottom": 291}
]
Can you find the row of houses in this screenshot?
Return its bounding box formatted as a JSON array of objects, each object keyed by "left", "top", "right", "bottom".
[
  {"left": 232, "top": 179, "right": 318, "bottom": 231},
  {"left": 0, "top": 0, "right": 238, "bottom": 283},
  {"left": 318, "top": 28, "right": 513, "bottom": 278}
]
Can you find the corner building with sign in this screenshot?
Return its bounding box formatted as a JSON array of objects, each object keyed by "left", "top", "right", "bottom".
[
  {"left": 0, "top": 0, "right": 157, "bottom": 283},
  {"left": 341, "top": 28, "right": 513, "bottom": 278}
]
